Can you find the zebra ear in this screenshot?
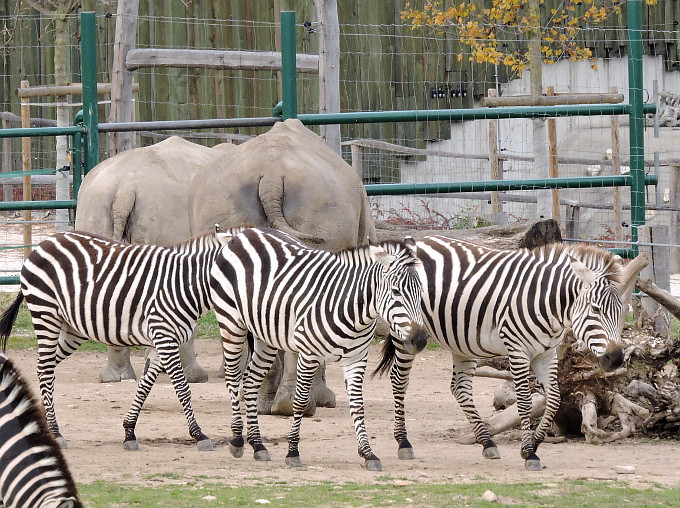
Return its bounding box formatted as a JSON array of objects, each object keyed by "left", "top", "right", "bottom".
[
  {"left": 369, "top": 245, "right": 395, "bottom": 268},
  {"left": 403, "top": 236, "right": 416, "bottom": 250},
  {"left": 569, "top": 255, "right": 597, "bottom": 287}
]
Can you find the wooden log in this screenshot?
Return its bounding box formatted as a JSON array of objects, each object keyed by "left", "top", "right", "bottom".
[
  {"left": 618, "top": 253, "right": 649, "bottom": 333},
  {"left": 16, "top": 82, "right": 139, "bottom": 98},
  {"left": 482, "top": 93, "right": 625, "bottom": 107},
  {"left": 456, "top": 393, "right": 546, "bottom": 445},
  {"left": 474, "top": 367, "right": 513, "bottom": 381},
  {"left": 636, "top": 277, "right": 680, "bottom": 321},
  {"left": 126, "top": 48, "right": 320, "bottom": 73}
]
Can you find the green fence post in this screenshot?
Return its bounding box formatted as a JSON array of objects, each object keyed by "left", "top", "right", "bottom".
[
  {"left": 80, "top": 12, "right": 99, "bottom": 173},
  {"left": 280, "top": 11, "right": 297, "bottom": 120},
  {"left": 627, "top": 0, "right": 645, "bottom": 257}
]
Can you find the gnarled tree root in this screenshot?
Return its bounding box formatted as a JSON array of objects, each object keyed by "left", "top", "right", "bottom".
[{"left": 579, "top": 391, "right": 650, "bottom": 444}]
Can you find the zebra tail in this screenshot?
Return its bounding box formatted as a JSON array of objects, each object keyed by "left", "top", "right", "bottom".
[
  {"left": 371, "top": 334, "right": 396, "bottom": 379},
  {"left": 0, "top": 293, "right": 24, "bottom": 351}
]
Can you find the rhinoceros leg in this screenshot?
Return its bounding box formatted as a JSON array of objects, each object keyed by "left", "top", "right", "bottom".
[
  {"left": 100, "top": 346, "right": 137, "bottom": 383},
  {"left": 100, "top": 337, "right": 208, "bottom": 384},
  {"left": 270, "top": 351, "right": 336, "bottom": 416}
]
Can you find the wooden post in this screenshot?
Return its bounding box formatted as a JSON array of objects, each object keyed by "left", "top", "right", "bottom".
[
  {"left": 351, "top": 143, "right": 363, "bottom": 181},
  {"left": 20, "top": 80, "right": 31, "bottom": 260},
  {"left": 546, "top": 86, "right": 561, "bottom": 225},
  {"left": 670, "top": 165, "right": 680, "bottom": 274},
  {"left": 108, "top": 0, "right": 140, "bottom": 155},
  {"left": 488, "top": 88, "right": 504, "bottom": 224},
  {"left": 565, "top": 204, "right": 580, "bottom": 240},
  {"left": 1, "top": 118, "right": 13, "bottom": 202},
  {"left": 610, "top": 86, "right": 623, "bottom": 243},
  {"left": 315, "top": 0, "right": 341, "bottom": 154},
  {"left": 639, "top": 225, "right": 671, "bottom": 335}
]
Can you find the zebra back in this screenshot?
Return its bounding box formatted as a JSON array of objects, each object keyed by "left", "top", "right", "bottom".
[{"left": 0, "top": 353, "right": 82, "bottom": 508}]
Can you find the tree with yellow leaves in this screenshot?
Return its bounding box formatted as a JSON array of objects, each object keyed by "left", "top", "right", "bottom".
[{"left": 402, "top": 0, "right": 656, "bottom": 72}]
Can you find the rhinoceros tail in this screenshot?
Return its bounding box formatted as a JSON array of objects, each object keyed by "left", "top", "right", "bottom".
[
  {"left": 111, "top": 187, "right": 136, "bottom": 242},
  {"left": 258, "top": 175, "right": 323, "bottom": 244}
]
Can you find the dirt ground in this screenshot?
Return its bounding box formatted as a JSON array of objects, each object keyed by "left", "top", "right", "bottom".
[{"left": 7, "top": 339, "right": 680, "bottom": 490}]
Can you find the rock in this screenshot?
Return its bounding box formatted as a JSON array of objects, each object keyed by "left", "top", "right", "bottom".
[
  {"left": 613, "top": 465, "right": 637, "bottom": 474},
  {"left": 481, "top": 490, "right": 498, "bottom": 503}
]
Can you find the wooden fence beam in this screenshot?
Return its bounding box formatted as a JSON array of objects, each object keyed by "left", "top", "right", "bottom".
[
  {"left": 126, "top": 48, "right": 320, "bottom": 73},
  {"left": 482, "top": 93, "right": 624, "bottom": 107},
  {"left": 16, "top": 82, "right": 139, "bottom": 98}
]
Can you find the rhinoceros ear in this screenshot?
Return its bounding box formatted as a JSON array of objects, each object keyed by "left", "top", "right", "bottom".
[{"left": 369, "top": 244, "right": 395, "bottom": 268}]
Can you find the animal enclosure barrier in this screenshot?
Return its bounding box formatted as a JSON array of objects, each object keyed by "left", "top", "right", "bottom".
[{"left": 0, "top": 2, "right": 663, "bottom": 285}]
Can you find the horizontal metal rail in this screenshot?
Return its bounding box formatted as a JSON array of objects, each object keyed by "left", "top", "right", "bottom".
[
  {"left": 364, "top": 174, "right": 658, "bottom": 196},
  {"left": 0, "top": 276, "right": 19, "bottom": 285},
  {"left": 0, "top": 168, "right": 57, "bottom": 179},
  {"left": 0, "top": 125, "right": 84, "bottom": 138},
  {"left": 98, "top": 117, "right": 280, "bottom": 132},
  {"left": 0, "top": 200, "right": 76, "bottom": 211}
]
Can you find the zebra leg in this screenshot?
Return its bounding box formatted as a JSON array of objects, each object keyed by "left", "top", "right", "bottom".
[
  {"left": 156, "top": 343, "right": 213, "bottom": 451},
  {"left": 243, "top": 341, "right": 278, "bottom": 461},
  {"left": 530, "top": 348, "right": 560, "bottom": 453},
  {"left": 390, "top": 349, "right": 416, "bottom": 459},
  {"left": 35, "top": 321, "right": 87, "bottom": 448},
  {"left": 122, "top": 354, "right": 164, "bottom": 451},
  {"left": 285, "top": 354, "right": 322, "bottom": 468},
  {"left": 450, "top": 354, "right": 500, "bottom": 460},
  {"left": 221, "top": 327, "right": 249, "bottom": 458},
  {"left": 508, "top": 352, "right": 542, "bottom": 470},
  {"left": 341, "top": 354, "right": 382, "bottom": 471}
]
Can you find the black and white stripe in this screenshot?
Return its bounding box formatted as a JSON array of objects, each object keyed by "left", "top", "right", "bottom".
[
  {"left": 376, "top": 237, "right": 625, "bottom": 470},
  {"left": 0, "top": 352, "right": 81, "bottom": 508},
  {"left": 0, "top": 229, "right": 239, "bottom": 452},
  {"left": 210, "top": 227, "right": 427, "bottom": 471}
]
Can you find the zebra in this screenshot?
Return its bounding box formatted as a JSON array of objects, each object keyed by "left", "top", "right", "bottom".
[
  {"left": 0, "top": 228, "right": 241, "bottom": 453},
  {"left": 374, "top": 237, "right": 625, "bottom": 470},
  {"left": 0, "top": 352, "right": 82, "bottom": 508},
  {"left": 209, "top": 227, "right": 427, "bottom": 471}
]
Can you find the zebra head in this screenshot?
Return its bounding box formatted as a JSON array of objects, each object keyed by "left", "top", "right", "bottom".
[
  {"left": 370, "top": 237, "right": 428, "bottom": 355},
  {"left": 569, "top": 254, "right": 624, "bottom": 372}
]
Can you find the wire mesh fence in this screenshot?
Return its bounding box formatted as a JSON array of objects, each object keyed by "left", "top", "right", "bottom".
[{"left": 1, "top": 3, "right": 680, "bottom": 284}]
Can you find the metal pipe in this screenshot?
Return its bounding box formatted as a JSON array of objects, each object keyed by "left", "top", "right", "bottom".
[
  {"left": 627, "top": 0, "right": 645, "bottom": 257},
  {"left": 281, "top": 11, "right": 297, "bottom": 120},
  {"left": 297, "top": 103, "right": 655, "bottom": 125},
  {"left": 98, "top": 117, "right": 279, "bottom": 133},
  {"left": 0, "top": 126, "right": 83, "bottom": 138},
  {"left": 364, "top": 174, "right": 658, "bottom": 196},
  {"left": 0, "top": 200, "right": 77, "bottom": 211},
  {"left": 80, "top": 12, "right": 99, "bottom": 173}
]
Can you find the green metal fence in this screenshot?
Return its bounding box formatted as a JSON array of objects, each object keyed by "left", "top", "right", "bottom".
[{"left": 0, "top": 1, "right": 658, "bottom": 287}]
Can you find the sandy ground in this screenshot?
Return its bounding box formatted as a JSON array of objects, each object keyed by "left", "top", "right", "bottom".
[{"left": 6, "top": 340, "right": 680, "bottom": 490}]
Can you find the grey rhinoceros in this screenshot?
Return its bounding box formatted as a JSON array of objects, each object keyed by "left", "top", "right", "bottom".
[{"left": 75, "top": 136, "right": 237, "bottom": 383}]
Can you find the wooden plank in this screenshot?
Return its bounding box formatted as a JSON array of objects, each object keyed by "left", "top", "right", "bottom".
[
  {"left": 546, "top": 86, "right": 560, "bottom": 224},
  {"left": 126, "top": 48, "right": 319, "bottom": 73},
  {"left": 17, "top": 82, "right": 140, "bottom": 98},
  {"left": 316, "top": 0, "right": 341, "bottom": 154},
  {"left": 488, "top": 88, "right": 502, "bottom": 223},
  {"left": 483, "top": 93, "right": 624, "bottom": 107},
  {"left": 20, "top": 81, "right": 31, "bottom": 260}
]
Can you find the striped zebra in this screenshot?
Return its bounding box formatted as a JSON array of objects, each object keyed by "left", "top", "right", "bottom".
[
  {"left": 375, "top": 237, "right": 625, "bottom": 470},
  {"left": 0, "top": 228, "right": 240, "bottom": 453},
  {"left": 0, "top": 352, "right": 82, "bottom": 508},
  {"left": 210, "top": 227, "right": 427, "bottom": 471}
]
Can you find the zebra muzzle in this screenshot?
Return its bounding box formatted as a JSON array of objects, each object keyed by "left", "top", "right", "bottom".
[
  {"left": 404, "top": 326, "right": 428, "bottom": 355},
  {"left": 598, "top": 341, "right": 624, "bottom": 372}
]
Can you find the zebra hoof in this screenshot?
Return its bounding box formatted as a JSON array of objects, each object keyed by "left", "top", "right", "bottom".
[
  {"left": 398, "top": 447, "right": 415, "bottom": 460},
  {"left": 482, "top": 446, "right": 501, "bottom": 460},
  {"left": 285, "top": 455, "right": 303, "bottom": 467},
  {"left": 525, "top": 458, "right": 542, "bottom": 471},
  {"left": 364, "top": 459, "right": 383, "bottom": 471},
  {"left": 196, "top": 438, "right": 213, "bottom": 451},
  {"left": 229, "top": 443, "right": 244, "bottom": 458},
  {"left": 254, "top": 449, "right": 271, "bottom": 461},
  {"left": 123, "top": 440, "right": 140, "bottom": 451}
]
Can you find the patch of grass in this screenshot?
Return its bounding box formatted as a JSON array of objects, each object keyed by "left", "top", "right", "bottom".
[
  {"left": 195, "top": 311, "right": 220, "bottom": 340},
  {"left": 76, "top": 479, "right": 680, "bottom": 507}
]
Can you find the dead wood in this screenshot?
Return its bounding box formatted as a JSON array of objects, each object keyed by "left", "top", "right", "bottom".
[{"left": 636, "top": 277, "right": 680, "bottom": 321}]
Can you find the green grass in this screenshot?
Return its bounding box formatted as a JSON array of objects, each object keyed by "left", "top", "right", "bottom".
[{"left": 77, "top": 479, "right": 680, "bottom": 507}]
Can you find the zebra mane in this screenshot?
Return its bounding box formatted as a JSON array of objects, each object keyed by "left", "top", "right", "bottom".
[
  {"left": 0, "top": 353, "right": 81, "bottom": 505},
  {"left": 531, "top": 242, "right": 623, "bottom": 284},
  {"left": 335, "top": 240, "right": 419, "bottom": 267}
]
